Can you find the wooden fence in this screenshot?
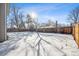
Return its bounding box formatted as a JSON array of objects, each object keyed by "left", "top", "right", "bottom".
[
  {"left": 73, "top": 23, "right": 79, "bottom": 48},
  {"left": 7, "top": 26, "right": 72, "bottom": 34}
]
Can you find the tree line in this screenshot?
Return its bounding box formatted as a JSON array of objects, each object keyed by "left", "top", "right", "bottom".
[{"left": 7, "top": 6, "right": 79, "bottom": 30}]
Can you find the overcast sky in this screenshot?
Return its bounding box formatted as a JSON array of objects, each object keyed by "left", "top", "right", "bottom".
[{"left": 10, "top": 3, "right": 79, "bottom": 25}]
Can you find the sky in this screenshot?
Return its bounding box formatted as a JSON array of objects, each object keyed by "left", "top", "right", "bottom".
[{"left": 10, "top": 3, "right": 79, "bottom": 25}]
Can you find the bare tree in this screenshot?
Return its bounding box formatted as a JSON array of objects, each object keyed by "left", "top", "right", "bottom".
[
  {"left": 12, "top": 6, "right": 20, "bottom": 29},
  {"left": 26, "top": 14, "right": 36, "bottom": 31},
  {"left": 19, "top": 13, "right": 25, "bottom": 29},
  {"left": 68, "top": 7, "right": 79, "bottom": 24},
  {"left": 10, "top": 18, "right": 15, "bottom": 28},
  {"left": 47, "top": 19, "right": 52, "bottom": 26},
  {"left": 7, "top": 6, "right": 26, "bottom": 30}
]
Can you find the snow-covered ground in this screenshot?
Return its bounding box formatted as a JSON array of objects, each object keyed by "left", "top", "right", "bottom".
[{"left": 0, "top": 32, "right": 79, "bottom": 56}]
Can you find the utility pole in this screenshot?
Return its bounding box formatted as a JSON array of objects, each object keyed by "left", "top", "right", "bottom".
[{"left": 56, "top": 20, "right": 58, "bottom": 33}]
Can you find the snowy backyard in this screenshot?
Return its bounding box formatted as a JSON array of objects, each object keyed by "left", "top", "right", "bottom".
[
  {"left": 1, "top": 3, "right": 79, "bottom": 56},
  {"left": 0, "top": 32, "right": 79, "bottom": 56}
]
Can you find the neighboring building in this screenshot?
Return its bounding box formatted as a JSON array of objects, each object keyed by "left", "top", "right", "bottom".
[{"left": 0, "top": 3, "right": 9, "bottom": 42}]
